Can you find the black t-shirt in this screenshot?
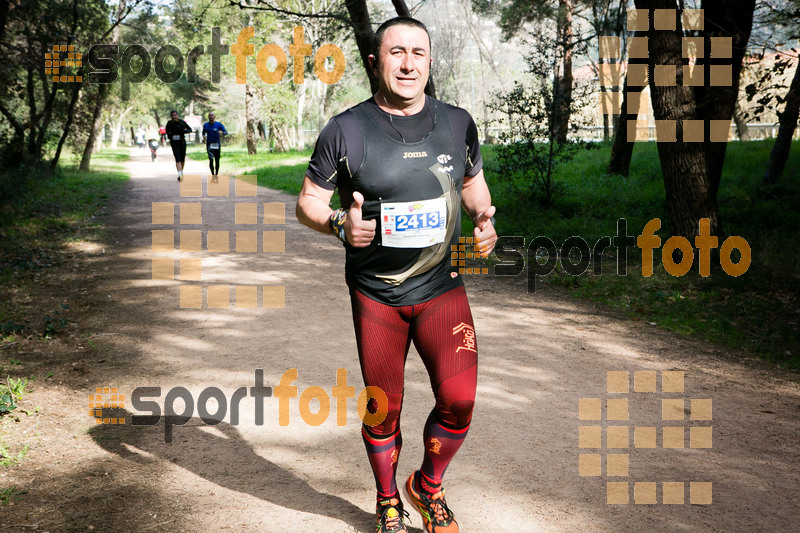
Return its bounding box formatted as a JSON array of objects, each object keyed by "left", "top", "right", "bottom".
[
  {"left": 307, "top": 97, "right": 482, "bottom": 191},
  {"left": 306, "top": 96, "right": 483, "bottom": 306},
  {"left": 165, "top": 119, "right": 192, "bottom": 143}
]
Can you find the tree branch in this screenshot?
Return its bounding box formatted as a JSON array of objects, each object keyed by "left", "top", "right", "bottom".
[{"left": 228, "top": 0, "right": 351, "bottom": 24}]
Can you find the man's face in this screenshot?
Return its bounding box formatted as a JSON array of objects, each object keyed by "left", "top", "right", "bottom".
[
  {"left": 373, "top": 25, "right": 431, "bottom": 106},
  {"left": 170, "top": 112, "right": 178, "bottom": 121},
  {"left": 208, "top": 113, "right": 215, "bottom": 123}
]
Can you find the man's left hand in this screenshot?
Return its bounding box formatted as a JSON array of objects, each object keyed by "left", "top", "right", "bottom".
[{"left": 473, "top": 206, "right": 497, "bottom": 258}]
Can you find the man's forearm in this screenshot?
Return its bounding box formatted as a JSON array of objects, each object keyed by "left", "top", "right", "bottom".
[
  {"left": 461, "top": 170, "right": 492, "bottom": 222},
  {"left": 296, "top": 194, "right": 334, "bottom": 235}
]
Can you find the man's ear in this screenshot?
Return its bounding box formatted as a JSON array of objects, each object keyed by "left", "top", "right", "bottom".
[{"left": 368, "top": 54, "right": 377, "bottom": 71}]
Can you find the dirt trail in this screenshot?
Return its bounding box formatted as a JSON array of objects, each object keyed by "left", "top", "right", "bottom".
[{"left": 1, "top": 148, "right": 799, "bottom": 532}]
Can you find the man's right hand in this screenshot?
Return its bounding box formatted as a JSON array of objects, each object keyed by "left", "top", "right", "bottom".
[{"left": 345, "top": 192, "right": 376, "bottom": 247}]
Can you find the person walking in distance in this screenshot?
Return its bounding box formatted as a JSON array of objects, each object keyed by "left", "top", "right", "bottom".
[
  {"left": 202, "top": 112, "right": 228, "bottom": 182},
  {"left": 296, "top": 17, "right": 497, "bottom": 533},
  {"left": 165, "top": 110, "right": 193, "bottom": 182}
]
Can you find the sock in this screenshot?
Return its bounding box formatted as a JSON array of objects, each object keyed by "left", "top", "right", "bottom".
[
  {"left": 377, "top": 491, "right": 401, "bottom": 504},
  {"left": 415, "top": 470, "right": 441, "bottom": 494},
  {"left": 419, "top": 410, "right": 470, "bottom": 492},
  {"left": 362, "top": 425, "right": 402, "bottom": 498}
]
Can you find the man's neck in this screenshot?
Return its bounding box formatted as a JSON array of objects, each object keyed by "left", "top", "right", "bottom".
[{"left": 374, "top": 91, "right": 426, "bottom": 116}]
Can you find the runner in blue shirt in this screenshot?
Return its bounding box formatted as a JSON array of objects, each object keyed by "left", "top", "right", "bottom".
[{"left": 202, "top": 112, "right": 228, "bottom": 181}]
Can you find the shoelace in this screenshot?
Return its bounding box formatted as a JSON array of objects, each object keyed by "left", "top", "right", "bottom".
[
  {"left": 425, "top": 490, "right": 454, "bottom": 525},
  {"left": 378, "top": 498, "right": 410, "bottom": 531}
]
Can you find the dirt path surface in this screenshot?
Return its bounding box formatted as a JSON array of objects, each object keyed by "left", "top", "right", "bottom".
[{"left": 2, "top": 148, "right": 799, "bottom": 532}]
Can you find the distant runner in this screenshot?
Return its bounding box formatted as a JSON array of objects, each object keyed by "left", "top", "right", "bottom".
[
  {"left": 202, "top": 112, "right": 228, "bottom": 182},
  {"left": 145, "top": 125, "right": 160, "bottom": 161},
  {"left": 165, "top": 110, "right": 193, "bottom": 182}
]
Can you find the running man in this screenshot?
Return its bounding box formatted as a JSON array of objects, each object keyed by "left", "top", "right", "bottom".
[
  {"left": 165, "top": 110, "right": 193, "bottom": 181},
  {"left": 202, "top": 112, "right": 228, "bottom": 181},
  {"left": 296, "top": 17, "right": 496, "bottom": 533}
]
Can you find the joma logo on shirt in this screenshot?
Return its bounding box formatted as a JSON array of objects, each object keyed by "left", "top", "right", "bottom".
[{"left": 403, "top": 151, "right": 428, "bottom": 159}]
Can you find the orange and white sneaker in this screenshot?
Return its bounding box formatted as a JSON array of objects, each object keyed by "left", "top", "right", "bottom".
[
  {"left": 376, "top": 496, "right": 409, "bottom": 533},
  {"left": 403, "top": 471, "right": 459, "bottom": 532}
]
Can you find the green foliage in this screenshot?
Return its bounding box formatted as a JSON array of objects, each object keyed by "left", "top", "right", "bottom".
[
  {"left": 0, "top": 444, "right": 29, "bottom": 468},
  {"left": 0, "top": 153, "right": 128, "bottom": 282},
  {"left": 0, "top": 486, "right": 23, "bottom": 504},
  {"left": 0, "top": 392, "right": 17, "bottom": 415},
  {"left": 187, "top": 144, "right": 312, "bottom": 192},
  {"left": 483, "top": 139, "right": 800, "bottom": 368},
  {"left": 489, "top": 35, "right": 591, "bottom": 207},
  {"left": 0, "top": 377, "right": 28, "bottom": 416},
  {"left": 43, "top": 310, "right": 69, "bottom": 338}
]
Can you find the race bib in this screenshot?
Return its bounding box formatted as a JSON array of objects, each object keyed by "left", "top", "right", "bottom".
[
  {"left": 209, "top": 143, "right": 220, "bottom": 149},
  {"left": 172, "top": 135, "right": 181, "bottom": 141},
  {"left": 381, "top": 198, "right": 446, "bottom": 248}
]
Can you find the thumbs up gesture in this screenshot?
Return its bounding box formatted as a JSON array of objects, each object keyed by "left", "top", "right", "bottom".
[
  {"left": 473, "top": 206, "right": 497, "bottom": 258},
  {"left": 346, "top": 192, "right": 376, "bottom": 247}
]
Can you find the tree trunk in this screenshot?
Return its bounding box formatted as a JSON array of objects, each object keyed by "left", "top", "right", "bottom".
[
  {"left": 636, "top": 0, "right": 755, "bottom": 240},
  {"left": 245, "top": 84, "right": 258, "bottom": 155},
  {"left": 110, "top": 105, "right": 133, "bottom": 149},
  {"left": 296, "top": 82, "right": 306, "bottom": 149},
  {"left": 79, "top": 84, "right": 109, "bottom": 172},
  {"left": 51, "top": 83, "right": 82, "bottom": 169},
  {"left": 270, "top": 123, "right": 291, "bottom": 152},
  {"left": 554, "top": 0, "right": 574, "bottom": 143},
  {"left": 318, "top": 81, "right": 333, "bottom": 134},
  {"left": 638, "top": 0, "right": 720, "bottom": 239},
  {"left": 763, "top": 57, "right": 800, "bottom": 184},
  {"left": 733, "top": 99, "right": 750, "bottom": 140},
  {"left": 78, "top": 0, "right": 126, "bottom": 171},
  {"left": 694, "top": 0, "right": 756, "bottom": 199},
  {"left": 609, "top": 27, "right": 648, "bottom": 176},
  {"left": 344, "top": 0, "right": 378, "bottom": 94}
]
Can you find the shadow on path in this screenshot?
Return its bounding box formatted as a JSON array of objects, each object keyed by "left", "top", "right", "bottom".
[{"left": 89, "top": 412, "right": 388, "bottom": 532}]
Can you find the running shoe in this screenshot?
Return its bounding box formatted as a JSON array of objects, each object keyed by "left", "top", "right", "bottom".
[
  {"left": 375, "top": 497, "right": 409, "bottom": 533},
  {"left": 403, "top": 471, "right": 458, "bottom": 532},
  {"left": 177, "top": 176, "right": 182, "bottom": 182}
]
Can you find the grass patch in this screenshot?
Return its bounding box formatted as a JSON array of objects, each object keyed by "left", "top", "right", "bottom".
[
  {"left": 187, "top": 144, "right": 320, "bottom": 203},
  {"left": 484, "top": 139, "right": 800, "bottom": 369},
  {"left": 0, "top": 443, "right": 30, "bottom": 467},
  {"left": 0, "top": 148, "right": 129, "bottom": 337},
  {"left": 0, "top": 486, "right": 23, "bottom": 505}
]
